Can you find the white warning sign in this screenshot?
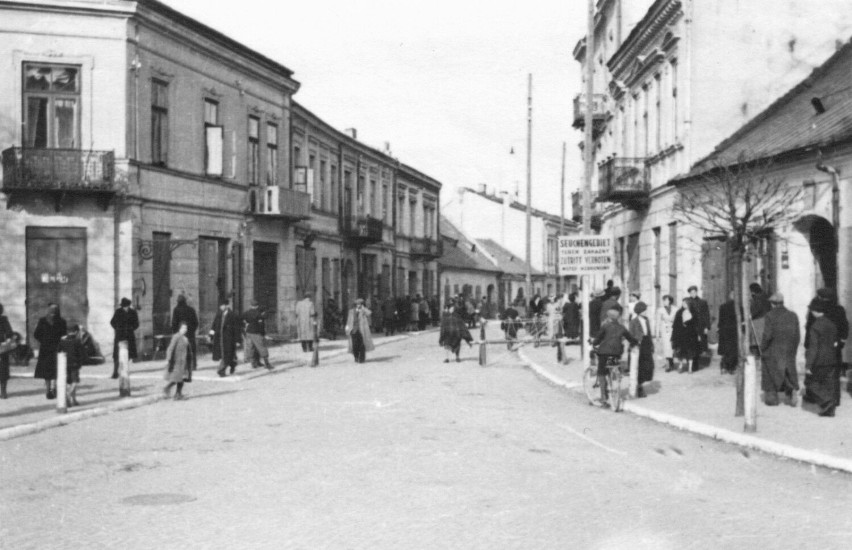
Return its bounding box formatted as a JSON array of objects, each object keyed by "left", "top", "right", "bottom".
[{"left": 558, "top": 235, "right": 613, "bottom": 276}]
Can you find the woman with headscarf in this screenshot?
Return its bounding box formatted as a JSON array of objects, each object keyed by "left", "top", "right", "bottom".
[
  {"left": 629, "top": 301, "right": 655, "bottom": 397},
  {"left": 439, "top": 305, "right": 473, "bottom": 363},
  {"left": 655, "top": 295, "right": 676, "bottom": 372},
  {"left": 561, "top": 293, "right": 581, "bottom": 341},
  {"left": 671, "top": 297, "right": 699, "bottom": 373},
  {"left": 163, "top": 321, "right": 193, "bottom": 400}
]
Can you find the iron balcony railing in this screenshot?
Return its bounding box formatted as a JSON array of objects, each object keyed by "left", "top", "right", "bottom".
[
  {"left": 572, "top": 93, "right": 609, "bottom": 128},
  {"left": 598, "top": 157, "right": 650, "bottom": 202},
  {"left": 2, "top": 147, "right": 114, "bottom": 191},
  {"left": 410, "top": 237, "right": 442, "bottom": 259},
  {"left": 342, "top": 215, "right": 383, "bottom": 243}
]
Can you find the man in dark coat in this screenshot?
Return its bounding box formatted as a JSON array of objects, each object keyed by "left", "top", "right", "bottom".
[
  {"left": 562, "top": 292, "right": 581, "bottom": 340},
  {"left": 210, "top": 300, "right": 241, "bottom": 377},
  {"left": 381, "top": 297, "right": 397, "bottom": 336},
  {"left": 804, "top": 287, "right": 848, "bottom": 406},
  {"left": 110, "top": 297, "right": 139, "bottom": 379},
  {"left": 686, "top": 285, "right": 711, "bottom": 355},
  {"left": 717, "top": 291, "right": 739, "bottom": 374},
  {"left": 592, "top": 307, "right": 639, "bottom": 406},
  {"left": 242, "top": 300, "right": 272, "bottom": 370},
  {"left": 748, "top": 283, "right": 772, "bottom": 355},
  {"left": 760, "top": 293, "right": 800, "bottom": 406},
  {"left": 599, "top": 286, "right": 623, "bottom": 327},
  {"left": 33, "top": 303, "right": 66, "bottom": 399},
  {"left": 589, "top": 289, "right": 605, "bottom": 336},
  {"left": 171, "top": 294, "right": 199, "bottom": 371},
  {"left": 804, "top": 298, "right": 839, "bottom": 416}
]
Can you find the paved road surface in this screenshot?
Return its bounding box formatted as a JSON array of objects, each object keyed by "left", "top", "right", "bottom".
[{"left": 1, "top": 332, "right": 850, "bottom": 549}]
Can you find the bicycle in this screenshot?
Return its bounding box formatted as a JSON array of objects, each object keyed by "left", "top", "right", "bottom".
[{"left": 583, "top": 348, "right": 625, "bottom": 412}]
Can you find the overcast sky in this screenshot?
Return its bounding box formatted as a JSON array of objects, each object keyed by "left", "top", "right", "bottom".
[{"left": 165, "top": 0, "right": 587, "bottom": 215}]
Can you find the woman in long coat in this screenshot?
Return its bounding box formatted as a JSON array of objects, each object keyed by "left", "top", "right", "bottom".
[
  {"left": 629, "top": 302, "right": 655, "bottom": 397},
  {"left": 211, "top": 302, "right": 241, "bottom": 376},
  {"left": 163, "top": 322, "right": 192, "bottom": 400},
  {"left": 0, "top": 304, "right": 14, "bottom": 399},
  {"left": 671, "top": 297, "right": 699, "bottom": 373},
  {"left": 346, "top": 298, "right": 374, "bottom": 363},
  {"left": 34, "top": 303, "right": 67, "bottom": 399},
  {"left": 655, "top": 295, "right": 676, "bottom": 372},
  {"left": 717, "top": 291, "right": 739, "bottom": 374},
  {"left": 439, "top": 306, "right": 473, "bottom": 362},
  {"left": 562, "top": 293, "right": 581, "bottom": 340}
]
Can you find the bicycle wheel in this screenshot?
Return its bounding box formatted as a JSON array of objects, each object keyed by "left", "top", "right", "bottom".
[
  {"left": 582, "top": 366, "right": 600, "bottom": 406},
  {"left": 609, "top": 365, "right": 623, "bottom": 412}
]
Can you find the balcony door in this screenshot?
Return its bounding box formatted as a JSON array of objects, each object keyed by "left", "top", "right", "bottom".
[{"left": 23, "top": 63, "right": 80, "bottom": 149}]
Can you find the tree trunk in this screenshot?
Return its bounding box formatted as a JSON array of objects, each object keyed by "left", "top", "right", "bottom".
[{"left": 734, "top": 249, "right": 746, "bottom": 417}]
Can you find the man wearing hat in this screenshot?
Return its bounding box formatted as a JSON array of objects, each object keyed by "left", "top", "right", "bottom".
[
  {"left": 760, "top": 293, "right": 800, "bottom": 406},
  {"left": 599, "top": 286, "right": 623, "bottom": 327},
  {"left": 243, "top": 300, "right": 272, "bottom": 370},
  {"left": 804, "top": 298, "right": 839, "bottom": 416},
  {"left": 210, "top": 299, "right": 241, "bottom": 376},
  {"left": 804, "top": 287, "right": 849, "bottom": 406},
  {"left": 345, "top": 298, "right": 374, "bottom": 363},
  {"left": 295, "top": 292, "right": 317, "bottom": 353},
  {"left": 686, "top": 285, "right": 711, "bottom": 356},
  {"left": 628, "top": 301, "right": 655, "bottom": 397},
  {"left": 588, "top": 288, "right": 605, "bottom": 336},
  {"left": 110, "top": 297, "right": 139, "bottom": 379},
  {"left": 171, "top": 294, "right": 199, "bottom": 374}
]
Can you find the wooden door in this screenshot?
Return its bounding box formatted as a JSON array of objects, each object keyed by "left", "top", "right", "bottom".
[
  {"left": 152, "top": 232, "right": 171, "bottom": 335},
  {"left": 26, "top": 227, "right": 87, "bottom": 348},
  {"left": 253, "top": 241, "right": 278, "bottom": 334},
  {"left": 198, "top": 237, "right": 220, "bottom": 332}
]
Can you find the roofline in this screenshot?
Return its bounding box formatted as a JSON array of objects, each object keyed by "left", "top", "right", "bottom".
[{"left": 459, "top": 187, "right": 579, "bottom": 226}]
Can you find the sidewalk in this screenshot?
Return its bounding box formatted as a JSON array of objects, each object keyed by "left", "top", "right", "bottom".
[
  {"left": 0, "top": 329, "right": 431, "bottom": 440},
  {"left": 505, "top": 325, "right": 852, "bottom": 472}
]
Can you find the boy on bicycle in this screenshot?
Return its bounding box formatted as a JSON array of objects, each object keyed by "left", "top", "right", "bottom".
[{"left": 592, "top": 307, "right": 638, "bottom": 407}]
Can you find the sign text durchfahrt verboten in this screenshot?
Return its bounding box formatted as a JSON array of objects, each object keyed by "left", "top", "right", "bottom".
[{"left": 558, "top": 235, "right": 614, "bottom": 276}]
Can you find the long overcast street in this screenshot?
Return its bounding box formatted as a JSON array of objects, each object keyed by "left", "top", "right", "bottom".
[{"left": 2, "top": 332, "right": 850, "bottom": 549}]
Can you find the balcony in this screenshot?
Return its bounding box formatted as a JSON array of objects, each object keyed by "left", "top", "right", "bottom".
[
  {"left": 410, "top": 237, "right": 442, "bottom": 260},
  {"left": 598, "top": 157, "right": 651, "bottom": 209},
  {"left": 2, "top": 147, "right": 115, "bottom": 211},
  {"left": 571, "top": 191, "right": 602, "bottom": 231},
  {"left": 572, "top": 93, "right": 609, "bottom": 130},
  {"left": 248, "top": 185, "right": 311, "bottom": 221},
  {"left": 342, "top": 215, "right": 383, "bottom": 245}
]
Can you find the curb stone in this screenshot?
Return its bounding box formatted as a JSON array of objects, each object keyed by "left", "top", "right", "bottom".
[
  {"left": 0, "top": 332, "right": 420, "bottom": 442},
  {"left": 517, "top": 346, "right": 852, "bottom": 475}
]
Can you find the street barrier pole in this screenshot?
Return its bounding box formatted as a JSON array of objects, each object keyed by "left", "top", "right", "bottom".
[
  {"left": 479, "top": 321, "right": 487, "bottom": 366},
  {"left": 118, "top": 341, "right": 131, "bottom": 397},
  {"left": 744, "top": 354, "right": 757, "bottom": 432},
  {"left": 311, "top": 321, "right": 319, "bottom": 367},
  {"left": 629, "top": 346, "right": 639, "bottom": 398},
  {"left": 56, "top": 351, "right": 67, "bottom": 414}
]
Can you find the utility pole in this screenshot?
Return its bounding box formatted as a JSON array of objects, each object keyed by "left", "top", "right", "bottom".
[
  {"left": 559, "top": 141, "right": 566, "bottom": 293},
  {"left": 526, "top": 74, "right": 533, "bottom": 303},
  {"left": 581, "top": 0, "right": 595, "bottom": 380}
]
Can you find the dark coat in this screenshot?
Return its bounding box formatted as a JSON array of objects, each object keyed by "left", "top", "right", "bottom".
[
  {"left": 0, "top": 315, "right": 13, "bottom": 378},
  {"left": 671, "top": 307, "right": 700, "bottom": 360},
  {"left": 599, "top": 297, "right": 623, "bottom": 326},
  {"left": 171, "top": 302, "right": 199, "bottom": 336},
  {"left": 592, "top": 319, "right": 637, "bottom": 357},
  {"left": 211, "top": 308, "right": 241, "bottom": 365},
  {"left": 760, "top": 306, "right": 800, "bottom": 392},
  {"left": 806, "top": 316, "right": 837, "bottom": 368},
  {"left": 439, "top": 312, "right": 472, "bottom": 352},
  {"left": 629, "top": 315, "right": 655, "bottom": 385},
  {"left": 110, "top": 307, "right": 139, "bottom": 359},
  {"left": 382, "top": 298, "right": 397, "bottom": 322},
  {"left": 805, "top": 302, "right": 849, "bottom": 351},
  {"left": 242, "top": 307, "right": 266, "bottom": 335},
  {"left": 717, "top": 300, "right": 739, "bottom": 357},
  {"left": 500, "top": 307, "right": 520, "bottom": 339},
  {"left": 588, "top": 297, "right": 603, "bottom": 336},
  {"left": 58, "top": 334, "right": 86, "bottom": 370},
  {"left": 34, "top": 315, "right": 67, "bottom": 380},
  {"left": 562, "top": 301, "right": 581, "bottom": 339}
]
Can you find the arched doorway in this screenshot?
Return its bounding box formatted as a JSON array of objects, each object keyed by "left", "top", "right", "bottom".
[{"left": 795, "top": 214, "right": 837, "bottom": 290}]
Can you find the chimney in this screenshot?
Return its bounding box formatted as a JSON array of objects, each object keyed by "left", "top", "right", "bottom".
[
  {"left": 384, "top": 141, "right": 392, "bottom": 154},
  {"left": 345, "top": 128, "right": 358, "bottom": 139},
  {"left": 478, "top": 183, "right": 487, "bottom": 194}
]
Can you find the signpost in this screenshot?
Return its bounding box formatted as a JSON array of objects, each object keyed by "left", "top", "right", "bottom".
[{"left": 559, "top": 235, "right": 614, "bottom": 391}]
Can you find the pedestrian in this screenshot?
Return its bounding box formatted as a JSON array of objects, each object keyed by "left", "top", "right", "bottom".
[
  {"left": 672, "top": 297, "right": 699, "bottom": 373},
  {"left": 58, "top": 324, "right": 85, "bottom": 407},
  {"left": 346, "top": 298, "right": 374, "bottom": 363},
  {"left": 34, "top": 303, "right": 66, "bottom": 399},
  {"left": 409, "top": 296, "right": 421, "bottom": 332},
  {"left": 479, "top": 296, "right": 491, "bottom": 321},
  {"left": 171, "top": 294, "right": 198, "bottom": 375},
  {"left": 500, "top": 305, "right": 520, "bottom": 350},
  {"left": 546, "top": 296, "right": 560, "bottom": 338},
  {"left": 465, "top": 298, "right": 476, "bottom": 329},
  {"left": 589, "top": 288, "right": 605, "bottom": 336},
  {"left": 439, "top": 305, "right": 473, "bottom": 363},
  {"left": 717, "top": 291, "right": 739, "bottom": 374},
  {"left": 629, "top": 301, "right": 654, "bottom": 397},
  {"left": 210, "top": 300, "right": 241, "bottom": 377},
  {"left": 419, "top": 296, "right": 431, "bottom": 331},
  {"left": 163, "top": 321, "right": 192, "bottom": 400},
  {"left": 655, "top": 294, "right": 676, "bottom": 372},
  {"left": 0, "top": 304, "right": 14, "bottom": 399},
  {"left": 627, "top": 291, "right": 641, "bottom": 321},
  {"left": 592, "top": 307, "right": 639, "bottom": 407},
  {"left": 599, "top": 286, "right": 623, "bottom": 326},
  {"left": 804, "top": 287, "right": 848, "bottom": 407},
  {"left": 243, "top": 300, "right": 273, "bottom": 370},
  {"left": 562, "top": 293, "right": 581, "bottom": 341},
  {"left": 748, "top": 283, "right": 771, "bottom": 355},
  {"left": 529, "top": 293, "right": 544, "bottom": 318},
  {"left": 110, "top": 297, "right": 139, "bottom": 379},
  {"left": 686, "top": 285, "right": 711, "bottom": 357},
  {"left": 381, "top": 296, "right": 397, "bottom": 336},
  {"left": 760, "top": 293, "right": 800, "bottom": 406},
  {"left": 324, "top": 297, "right": 340, "bottom": 339},
  {"left": 295, "top": 292, "right": 317, "bottom": 352},
  {"left": 804, "top": 298, "right": 839, "bottom": 417}
]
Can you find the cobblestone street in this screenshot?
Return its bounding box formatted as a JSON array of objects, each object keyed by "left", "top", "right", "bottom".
[{"left": 2, "top": 331, "right": 851, "bottom": 549}]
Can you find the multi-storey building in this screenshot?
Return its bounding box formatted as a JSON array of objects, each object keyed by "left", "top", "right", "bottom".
[
  {"left": 0, "top": 0, "right": 441, "bottom": 358},
  {"left": 573, "top": 0, "right": 852, "bottom": 331}
]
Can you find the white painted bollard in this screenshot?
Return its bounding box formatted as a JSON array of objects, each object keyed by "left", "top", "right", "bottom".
[
  {"left": 629, "top": 346, "right": 640, "bottom": 398},
  {"left": 118, "top": 341, "right": 131, "bottom": 397},
  {"left": 744, "top": 354, "right": 757, "bottom": 432},
  {"left": 56, "top": 351, "right": 67, "bottom": 414}
]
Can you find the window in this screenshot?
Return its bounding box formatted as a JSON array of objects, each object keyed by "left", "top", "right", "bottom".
[
  {"left": 642, "top": 85, "right": 649, "bottom": 157},
  {"left": 654, "top": 74, "right": 662, "bottom": 152},
  {"left": 266, "top": 123, "right": 278, "bottom": 185},
  {"left": 370, "top": 179, "right": 377, "bottom": 217},
  {"left": 204, "top": 99, "right": 222, "bottom": 176},
  {"left": 632, "top": 94, "right": 639, "bottom": 158},
  {"left": 310, "top": 154, "right": 319, "bottom": 207},
  {"left": 397, "top": 195, "right": 405, "bottom": 233},
  {"left": 151, "top": 79, "right": 168, "bottom": 165},
  {"left": 320, "top": 160, "right": 327, "bottom": 211},
  {"left": 330, "top": 164, "right": 338, "bottom": 212},
  {"left": 671, "top": 60, "right": 679, "bottom": 142},
  {"left": 248, "top": 116, "right": 260, "bottom": 185},
  {"left": 409, "top": 199, "right": 416, "bottom": 236},
  {"left": 23, "top": 63, "right": 80, "bottom": 148},
  {"left": 357, "top": 174, "right": 364, "bottom": 214},
  {"left": 382, "top": 183, "right": 389, "bottom": 223}
]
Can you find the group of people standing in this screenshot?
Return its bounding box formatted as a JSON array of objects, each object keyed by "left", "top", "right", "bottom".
[{"left": 379, "top": 295, "right": 439, "bottom": 335}]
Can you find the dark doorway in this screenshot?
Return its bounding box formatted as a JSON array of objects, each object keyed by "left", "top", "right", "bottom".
[
  {"left": 198, "top": 237, "right": 228, "bottom": 333},
  {"left": 809, "top": 217, "right": 837, "bottom": 289},
  {"left": 702, "top": 240, "right": 730, "bottom": 345},
  {"left": 152, "top": 232, "right": 171, "bottom": 335},
  {"left": 253, "top": 241, "right": 278, "bottom": 334},
  {"left": 26, "top": 227, "right": 87, "bottom": 349}
]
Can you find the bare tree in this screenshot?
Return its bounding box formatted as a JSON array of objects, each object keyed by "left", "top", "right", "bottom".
[{"left": 672, "top": 152, "right": 803, "bottom": 423}]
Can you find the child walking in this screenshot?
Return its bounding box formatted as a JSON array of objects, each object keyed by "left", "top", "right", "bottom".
[
  {"left": 164, "top": 322, "right": 193, "bottom": 400},
  {"left": 58, "top": 324, "right": 85, "bottom": 406}
]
